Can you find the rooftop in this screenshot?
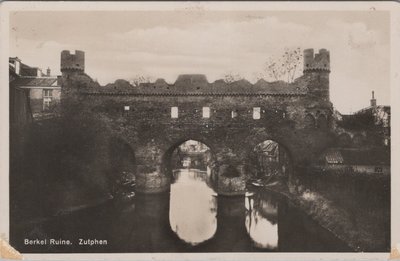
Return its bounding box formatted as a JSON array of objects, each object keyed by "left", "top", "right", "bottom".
[
  {"left": 12, "top": 77, "right": 59, "bottom": 87},
  {"left": 323, "top": 148, "right": 390, "bottom": 165}
]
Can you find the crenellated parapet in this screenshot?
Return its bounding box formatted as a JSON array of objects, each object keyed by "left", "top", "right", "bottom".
[
  {"left": 61, "top": 50, "right": 85, "bottom": 73},
  {"left": 303, "top": 48, "right": 330, "bottom": 73},
  {"left": 302, "top": 48, "right": 331, "bottom": 103}
]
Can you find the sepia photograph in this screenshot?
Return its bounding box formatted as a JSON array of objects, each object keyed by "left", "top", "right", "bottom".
[{"left": 1, "top": 1, "right": 399, "bottom": 260}]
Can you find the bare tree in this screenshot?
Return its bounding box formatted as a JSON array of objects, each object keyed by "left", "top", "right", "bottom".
[
  {"left": 256, "top": 47, "right": 303, "bottom": 83},
  {"left": 129, "top": 75, "right": 155, "bottom": 87},
  {"left": 222, "top": 72, "right": 243, "bottom": 83}
]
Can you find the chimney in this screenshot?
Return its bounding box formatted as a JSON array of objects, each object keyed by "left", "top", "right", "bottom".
[
  {"left": 47, "top": 67, "right": 51, "bottom": 77},
  {"left": 15, "top": 59, "right": 20, "bottom": 75},
  {"left": 370, "top": 91, "right": 377, "bottom": 107}
]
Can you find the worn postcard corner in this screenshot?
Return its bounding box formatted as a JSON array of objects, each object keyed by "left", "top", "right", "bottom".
[
  {"left": 390, "top": 246, "right": 400, "bottom": 260},
  {"left": 0, "top": 238, "right": 23, "bottom": 260}
]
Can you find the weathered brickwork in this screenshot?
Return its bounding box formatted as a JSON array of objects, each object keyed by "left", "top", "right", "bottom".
[{"left": 60, "top": 48, "right": 335, "bottom": 193}]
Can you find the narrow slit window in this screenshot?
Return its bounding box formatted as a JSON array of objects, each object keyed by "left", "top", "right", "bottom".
[
  {"left": 171, "top": 107, "right": 178, "bottom": 118},
  {"left": 253, "top": 107, "right": 261, "bottom": 120},
  {"left": 202, "top": 107, "right": 210, "bottom": 118}
]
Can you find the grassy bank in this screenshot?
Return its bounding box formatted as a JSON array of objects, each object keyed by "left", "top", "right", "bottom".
[{"left": 260, "top": 172, "right": 390, "bottom": 252}]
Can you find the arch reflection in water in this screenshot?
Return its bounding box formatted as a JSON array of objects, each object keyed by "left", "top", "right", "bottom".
[
  {"left": 169, "top": 169, "right": 217, "bottom": 246},
  {"left": 245, "top": 192, "right": 279, "bottom": 250}
]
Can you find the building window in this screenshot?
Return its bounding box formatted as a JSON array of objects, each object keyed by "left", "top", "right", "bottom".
[
  {"left": 375, "top": 166, "right": 383, "bottom": 173},
  {"left": 124, "top": 106, "right": 130, "bottom": 111},
  {"left": 231, "top": 110, "right": 238, "bottom": 118},
  {"left": 43, "top": 89, "right": 53, "bottom": 111},
  {"left": 43, "top": 89, "right": 53, "bottom": 98},
  {"left": 253, "top": 107, "right": 261, "bottom": 120},
  {"left": 171, "top": 107, "right": 178, "bottom": 118},
  {"left": 202, "top": 107, "right": 210, "bottom": 118}
]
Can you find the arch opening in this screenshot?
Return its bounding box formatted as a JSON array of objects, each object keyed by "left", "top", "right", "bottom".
[
  {"left": 304, "top": 113, "right": 316, "bottom": 129},
  {"left": 163, "top": 139, "right": 213, "bottom": 176},
  {"left": 166, "top": 139, "right": 217, "bottom": 246},
  {"left": 317, "top": 114, "right": 328, "bottom": 129},
  {"left": 108, "top": 138, "right": 136, "bottom": 196},
  {"left": 251, "top": 140, "right": 292, "bottom": 184}
]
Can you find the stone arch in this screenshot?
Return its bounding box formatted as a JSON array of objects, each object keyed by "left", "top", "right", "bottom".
[
  {"left": 162, "top": 137, "right": 215, "bottom": 177},
  {"left": 304, "top": 113, "right": 316, "bottom": 129},
  {"left": 240, "top": 131, "right": 295, "bottom": 182},
  {"left": 242, "top": 132, "right": 294, "bottom": 163},
  {"left": 316, "top": 114, "right": 328, "bottom": 129},
  {"left": 107, "top": 137, "right": 136, "bottom": 194},
  {"left": 337, "top": 133, "right": 352, "bottom": 147},
  {"left": 250, "top": 139, "right": 293, "bottom": 181}
]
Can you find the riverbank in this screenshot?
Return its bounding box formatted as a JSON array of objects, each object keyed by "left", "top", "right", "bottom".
[
  {"left": 11, "top": 178, "right": 112, "bottom": 228},
  {"left": 259, "top": 181, "right": 389, "bottom": 252}
]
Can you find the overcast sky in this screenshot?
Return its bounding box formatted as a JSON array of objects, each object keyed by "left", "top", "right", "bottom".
[{"left": 10, "top": 10, "right": 390, "bottom": 113}]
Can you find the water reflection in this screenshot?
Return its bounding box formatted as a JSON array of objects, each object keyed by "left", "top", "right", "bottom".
[
  {"left": 169, "top": 169, "right": 217, "bottom": 245},
  {"left": 13, "top": 168, "right": 352, "bottom": 252},
  {"left": 245, "top": 192, "right": 279, "bottom": 250},
  {"left": 169, "top": 167, "right": 280, "bottom": 250}
]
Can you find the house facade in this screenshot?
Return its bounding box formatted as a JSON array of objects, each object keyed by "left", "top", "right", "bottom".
[{"left": 9, "top": 57, "right": 61, "bottom": 116}]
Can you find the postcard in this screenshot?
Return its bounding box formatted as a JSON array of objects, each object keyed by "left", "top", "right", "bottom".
[{"left": 0, "top": 1, "right": 399, "bottom": 260}]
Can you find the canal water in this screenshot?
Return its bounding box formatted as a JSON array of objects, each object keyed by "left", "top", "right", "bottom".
[{"left": 14, "top": 168, "right": 351, "bottom": 253}]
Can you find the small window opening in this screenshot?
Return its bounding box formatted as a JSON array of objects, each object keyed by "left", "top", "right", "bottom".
[
  {"left": 203, "top": 107, "right": 210, "bottom": 118},
  {"left": 253, "top": 107, "right": 261, "bottom": 120},
  {"left": 231, "top": 110, "right": 238, "bottom": 118},
  {"left": 171, "top": 107, "right": 178, "bottom": 118},
  {"left": 124, "top": 106, "right": 130, "bottom": 111}
]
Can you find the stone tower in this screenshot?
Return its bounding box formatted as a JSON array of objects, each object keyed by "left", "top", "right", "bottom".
[
  {"left": 60, "top": 50, "right": 86, "bottom": 115},
  {"left": 60, "top": 50, "right": 85, "bottom": 77},
  {"left": 303, "top": 48, "right": 330, "bottom": 102}
]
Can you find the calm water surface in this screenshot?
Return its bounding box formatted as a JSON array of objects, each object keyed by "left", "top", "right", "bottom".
[{"left": 14, "top": 168, "right": 351, "bottom": 253}]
